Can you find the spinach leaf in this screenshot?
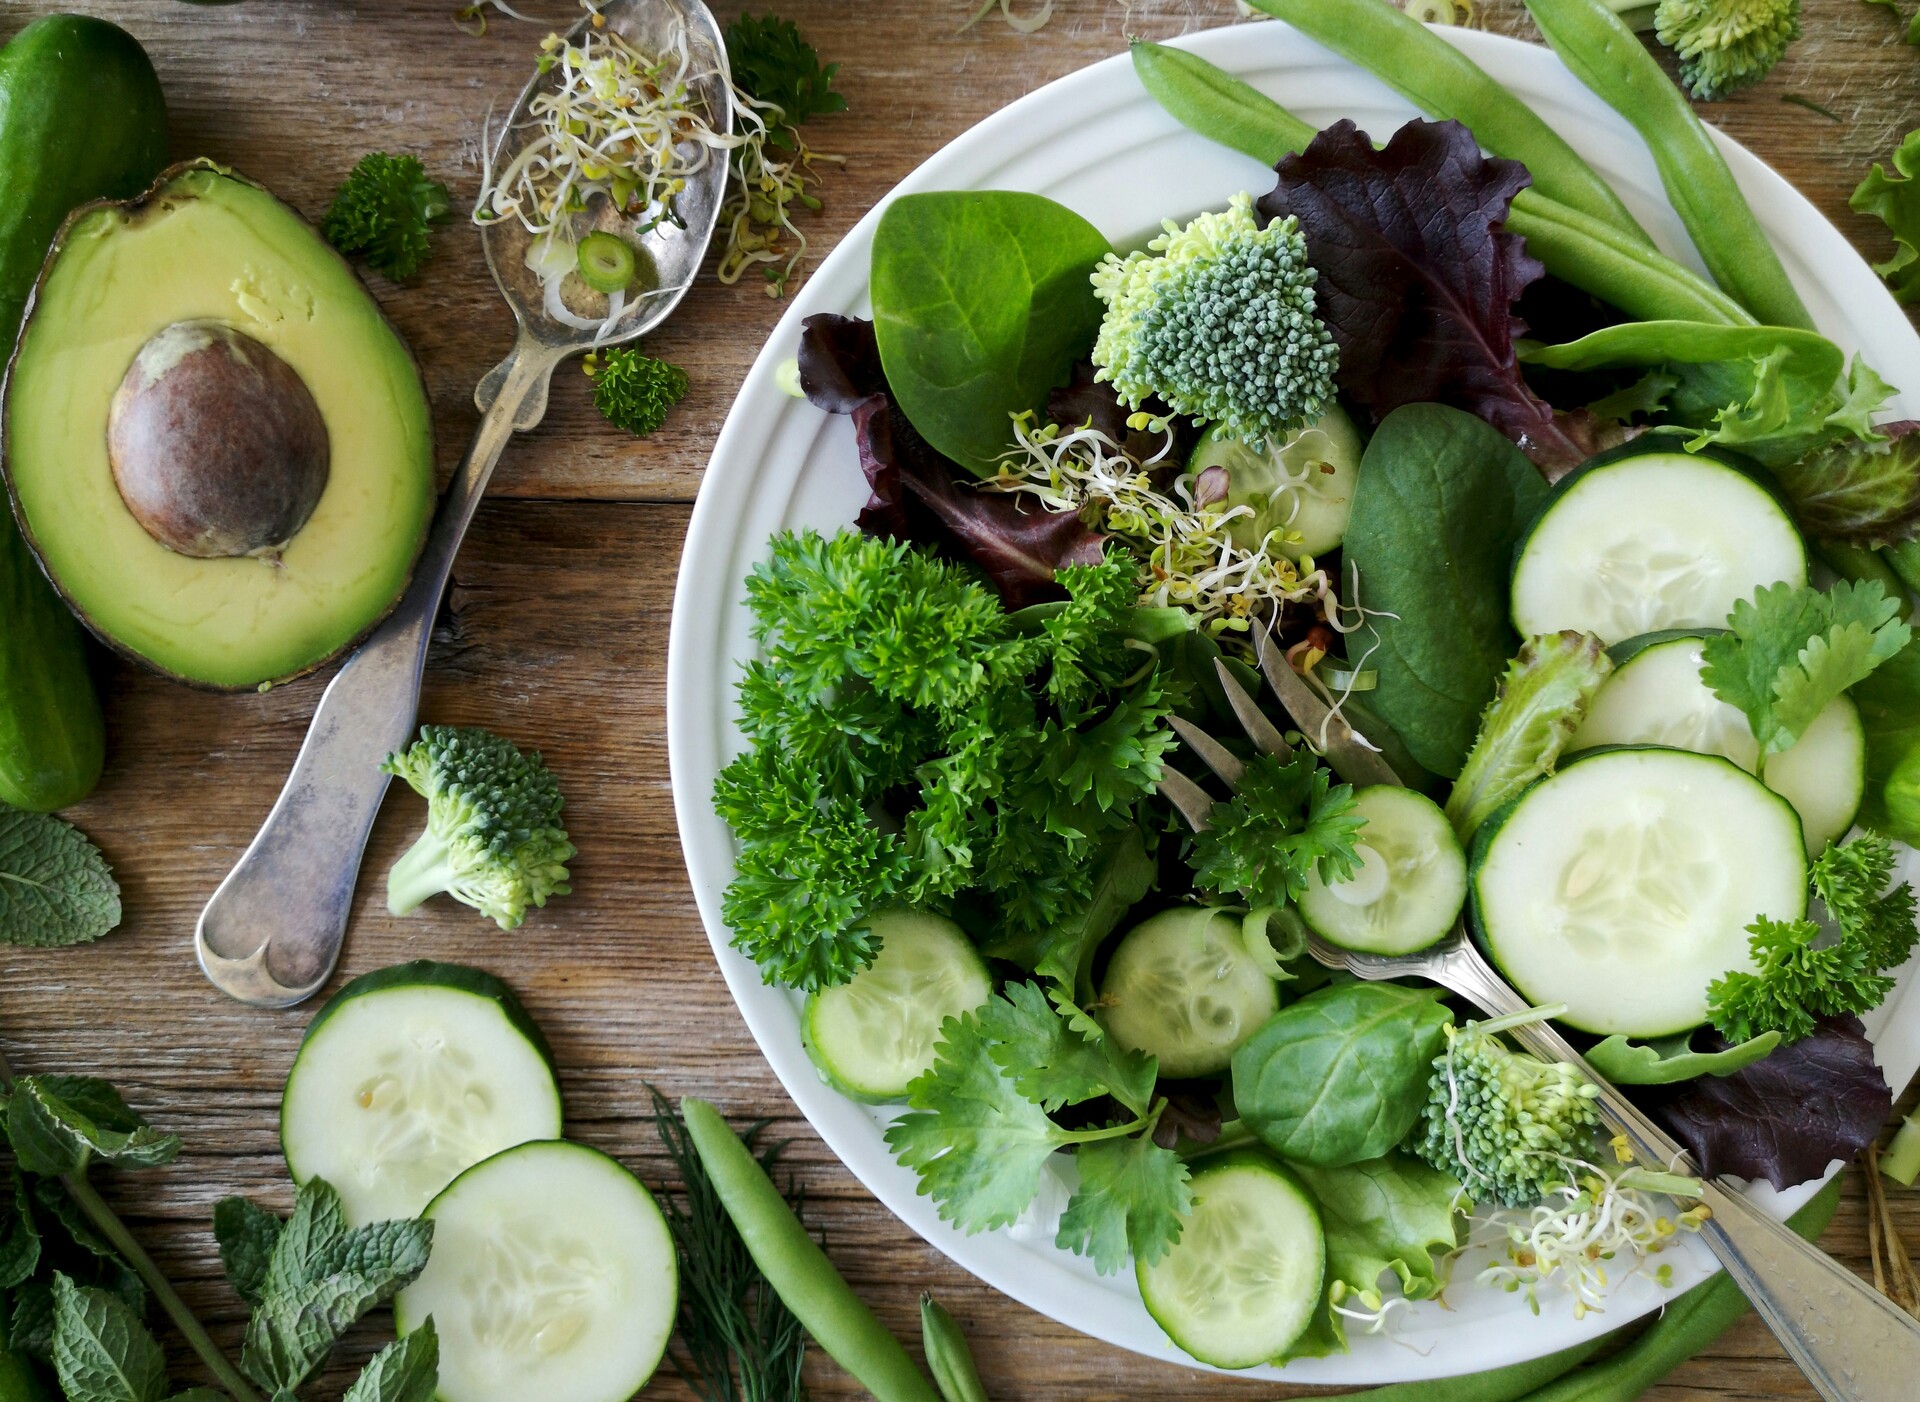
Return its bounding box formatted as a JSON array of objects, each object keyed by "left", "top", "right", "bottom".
[
  {"left": 1286, "top": 1153, "right": 1462, "bottom": 1358},
  {"left": 1230, "top": 983, "right": 1451, "bottom": 1166},
  {"left": 871, "top": 191, "right": 1111, "bottom": 476},
  {"left": 1341, "top": 404, "right": 1551, "bottom": 778},
  {"left": 1854, "top": 634, "right": 1920, "bottom": 845},
  {"left": 1586, "top": 1030, "right": 1780, "bottom": 1085}
]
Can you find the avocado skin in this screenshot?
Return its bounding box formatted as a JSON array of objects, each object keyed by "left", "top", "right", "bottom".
[{"left": 0, "top": 15, "right": 165, "bottom": 807}]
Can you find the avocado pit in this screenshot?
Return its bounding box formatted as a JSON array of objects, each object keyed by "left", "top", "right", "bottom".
[{"left": 106, "top": 319, "right": 330, "bottom": 558}]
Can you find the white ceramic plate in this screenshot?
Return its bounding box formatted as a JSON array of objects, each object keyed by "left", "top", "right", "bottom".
[{"left": 668, "top": 20, "right": 1920, "bottom": 1383}]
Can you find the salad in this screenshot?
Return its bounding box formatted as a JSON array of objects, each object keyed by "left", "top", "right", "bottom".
[{"left": 708, "top": 0, "right": 1920, "bottom": 1375}]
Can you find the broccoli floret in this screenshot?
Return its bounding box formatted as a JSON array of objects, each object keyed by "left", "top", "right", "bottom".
[
  {"left": 382, "top": 725, "right": 574, "bottom": 931},
  {"left": 1089, "top": 191, "right": 1337, "bottom": 449},
  {"left": 586, "top": 348, "right": 690, "bottom": 436},
  {"left": 1605, "top": 0, "right": 1800, "bottom": 100},
  {"left": 1411, "top": 1011, "right": 1603, "bottom": 1207},
  {"left": 320, "top": 152, "right": 451, "bottom": 281}
]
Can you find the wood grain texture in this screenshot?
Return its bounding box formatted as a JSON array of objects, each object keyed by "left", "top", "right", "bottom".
[{"left": 1, "top": 0, "right": 1917, "bottom": 1398}]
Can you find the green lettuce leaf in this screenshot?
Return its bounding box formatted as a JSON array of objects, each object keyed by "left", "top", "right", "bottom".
[
  {"left": 1851, "top": 128, "right": 1920, "bottom": 304},
  {"left": 1445, "top": 631, "right": 1612, "bottom": 842},
  {"left": 1586, "top": 1030, "right": 1781, "bottom": 1084}
]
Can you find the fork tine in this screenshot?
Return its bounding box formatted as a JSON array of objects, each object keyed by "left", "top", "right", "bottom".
[
  {"left": 1158, "top": 767, "right": 1214, "bottom": 832},
  {"left": 1211, "top": 658, "right": 1292, "bottom": 758},
  {"left": 1253, "top": 631, "right": 1403, "bottom": 788},
  {"left": 1167, "top": 716, "right": 1246, "bottom": 790}
]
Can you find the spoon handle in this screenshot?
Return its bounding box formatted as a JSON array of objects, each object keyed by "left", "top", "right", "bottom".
[
  {"left": 196, "top": 335, "right": 564, "bottom": 1007},
  {"left": 1425, "top": 941, "right": 1920, "bottom": 1401}
]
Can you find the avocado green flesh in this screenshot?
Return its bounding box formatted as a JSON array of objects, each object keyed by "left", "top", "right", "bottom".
[{"left": 5, "top": 167, "right": 433, "bottom": 689}]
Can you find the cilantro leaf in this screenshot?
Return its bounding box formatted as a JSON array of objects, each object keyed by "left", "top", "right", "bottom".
[
  {"left": 1054, "top": 1130, "right": 1191, "bottom": 1275},
  {"left": 0, "top": 811, "right": 121, "bottom": 948},
  {"left": 1190, "top": 752, "right": 1364, "bottom": 907},
  {"left": 979, "top": 981, "right": 1157, "bottom": 1118},
  {"left": 3, "top": 1077, "right": 180, "bottom": 1177},
  {"left": 1701, "top": 579, "right": 1912, "bottom": 755},
  {"left": 724, "top": 13, "right": 846, "bottom": 136},
  {"left": 50, "top": 1273, "right": 168, "bottom": 1402},
  {"left": 342, "top": 1320, "right": 439, "bottom": 1402},
  {"left": 885, "top": 1012, "right": 1065, "bottom": 1235},
  {"left": 213, "top": 1198, "right": 283, "bottom": 1308}
]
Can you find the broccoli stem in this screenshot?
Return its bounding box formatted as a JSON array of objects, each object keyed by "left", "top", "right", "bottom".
[
  {"left": 1885, "top": 1112, "right": 1920, "bottom": 1187},
  {"left": 386, "top": 827, "right": 453, "bottom": 916}
]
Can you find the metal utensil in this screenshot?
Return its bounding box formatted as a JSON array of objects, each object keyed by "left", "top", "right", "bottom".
[
  {"left": 197, "top": 0, "right": 733, "bottom": 1007},
  {"left": 1164, "top": 629, "right": 1920, "bottom": 1402}
]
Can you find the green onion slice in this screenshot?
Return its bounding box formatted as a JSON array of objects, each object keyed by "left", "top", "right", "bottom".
[{"left": 576, "top": 231, "right": 638, "bottom": 294}]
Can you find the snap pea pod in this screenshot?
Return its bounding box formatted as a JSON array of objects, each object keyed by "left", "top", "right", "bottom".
[
  {"left": 1817, "top": 539, "right": 1909, "bottom": 600},
  {"left": 1883, "top": 539, "right": 1920, "bottom": 598},
  {"left": 1130, "top": 42, "right": 1750, "bottom": 327},
  {"left": 920, "top": 1294, "right": 991, "bottom": 1402},
  {"left": 1522, "top": 0, "right": 1814, "bottom": 331},
  {"left": 1244, "top": 0, "right": 1653, "bottom": 249},
  {"left": 681, "top": 1097, "right": 942, "bottom": 1402}
]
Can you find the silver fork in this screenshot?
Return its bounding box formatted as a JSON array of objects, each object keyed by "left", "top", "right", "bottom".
[{"left": 1166, "top": 630, "right": 1920, "bottom": 1401}]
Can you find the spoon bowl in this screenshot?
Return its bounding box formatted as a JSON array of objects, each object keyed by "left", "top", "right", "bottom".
[{"left": 196, "top": 0, "right": 732, "bottom": 1006}]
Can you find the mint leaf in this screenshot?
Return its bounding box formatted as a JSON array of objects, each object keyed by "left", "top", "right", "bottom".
[
  {"left": 0, "top": 812, "right": 120, "bottom": 948},
  {"left": 241, "top": 1179, "right": 433, "bottom": 1395},
  {"left": 50, "top": 1274, "right": 167, "bottom": 1402},
  {"left": 4, "top": 1077, "right": 180, "bottom": 1177},
  {"left": 1054, "top": 1129, "right": 1190, "bottom": 1274},
  {"left": 886, "top": 1012, "right": 1065, "bottom": 1234},
  {"left": 979, "top": 982, "right": 1155, "bottom": 1118},
  {"left": 213, "top": 1198, "right": 282, "bottom": 1307},
  {"left": 343, "top": 1322, "right": 439, "bottom": 1402},
  {"left": 1701, "top": 579, "right": 1912, "bottom": 754},
  {"left": 0, "top": 1168, "right": 41, "bottom": 1290}
]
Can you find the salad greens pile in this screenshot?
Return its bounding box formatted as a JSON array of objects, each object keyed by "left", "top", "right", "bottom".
[{"left": 710, "top": 0, "right": 1920, "bottom": 1376}]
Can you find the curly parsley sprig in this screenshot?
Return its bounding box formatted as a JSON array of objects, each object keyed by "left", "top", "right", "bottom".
[
  {"left": 1189, "top": 749, "right": 1365, "bottom": 908},
  {"left": 1708, "top": 832, "right": 1919, "bottom": 1043}
]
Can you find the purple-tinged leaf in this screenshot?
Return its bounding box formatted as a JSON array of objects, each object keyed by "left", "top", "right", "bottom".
[
  {"left": 1642, "top": 1016, "right": 1890, "bottom": 1189},
  {"left": 1772, "top": 421, "right": 1920, "bottom": 548},
  {"left": 1258, "top": 118, "right": 1601, "bottom": 477}
]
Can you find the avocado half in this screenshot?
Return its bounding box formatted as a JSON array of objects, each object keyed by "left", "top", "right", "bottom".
[{"left": 1, "top": 161, "right": 434, "bottom": 690}]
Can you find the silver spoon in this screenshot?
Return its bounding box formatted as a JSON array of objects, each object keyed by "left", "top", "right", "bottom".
[{"left": 196, "top": 0, "right": 733, "bottom": 1006}]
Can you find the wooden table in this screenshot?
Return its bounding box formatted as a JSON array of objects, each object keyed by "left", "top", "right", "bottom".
[{"left": 5, "top": 1, "right": 1917, "bottom": 1397}]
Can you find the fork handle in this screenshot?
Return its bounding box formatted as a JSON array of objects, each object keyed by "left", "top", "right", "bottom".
[
  {"left": 1426, "top": 941, "right": 1920, "bottom": 1401},
  {"left": 195, "top": 334, "right": 565, "bottom": 1007}
]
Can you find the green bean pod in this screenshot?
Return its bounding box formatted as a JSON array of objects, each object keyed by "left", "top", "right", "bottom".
[
  {"left": 1815, "top": 539, "right": 1908, "bottom": 599},
  {"left": 1882, "top": 539, "right": 1920, "bottom": 599},
  {"left": 1522, "top": 0, "right": 1813, "bottom": 331},
  {"left": 920, "top": 1294, "right": 991, "bottom": 1402},
  {"left": 1243, "top": 0, "right": 1653, "bottom": 248},
  {"left": 680, "top": 1097, "right": 941, "bottom": 1402},
  {"left": 1129, "top": 41, "right": 1748, "bottom": 327}
]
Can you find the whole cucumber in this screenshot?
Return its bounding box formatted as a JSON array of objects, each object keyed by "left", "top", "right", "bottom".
[{"left": 0, "top": 15, "right": 168, "bottom": 810}]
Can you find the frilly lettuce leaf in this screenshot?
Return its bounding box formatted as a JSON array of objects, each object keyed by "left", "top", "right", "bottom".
[
  {"left": 1444, "top": 631, "right": 1613, "bottom": 843},
  {"left": 1850, "top": 128, "right": 1920, "bottom": 305}
]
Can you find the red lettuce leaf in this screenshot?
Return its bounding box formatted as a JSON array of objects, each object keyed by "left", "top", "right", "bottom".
[
  {"left": 797, "top": 314, "right": 1106, "bottom": 608},
  {"left": 1640, "top": 1016, "right": 1891, "bottom": 1189},
  {"left": 1772, "top": 420, "right": 1920, "bottom": 548},
  {"left": 1258, "top": 119, "right": 1601, "bottom": 477}
]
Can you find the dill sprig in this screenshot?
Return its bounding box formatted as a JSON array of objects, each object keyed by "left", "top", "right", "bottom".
[{"left": 650, "top": 1087, "right": 810, "bottom": 1402}]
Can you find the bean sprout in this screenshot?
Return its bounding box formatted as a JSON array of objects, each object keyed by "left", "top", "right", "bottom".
[
  {"left": 985, "top": 413, "right": 1346, "bottom": 638},
  {"left": 715, "top": 88, "right": 844, "bottom": 297}
]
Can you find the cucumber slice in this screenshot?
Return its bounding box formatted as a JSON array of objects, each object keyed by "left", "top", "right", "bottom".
[
  {"left": 1136, "top": 1151, "right": 1324, "bottom": 1369},
  {"left": 1471, "top": 748, "right": 1808, "bottom": 1037},
  {"left": 395, "top": 1140, "right": 674, "bottom": 1402},
  {"left": 1189, "top": 406, "right": 1364, "bottom": 560},
  {"left": 1511, "top": 447, "right": 1806, "bottom": 645},
  {"left": 1573, "top": 632, "right": 1866, "bottom": 853},
  {"left": 802, "top": 909, "right": 992, "bottom": 1103},
  {"left": 281, "top": 962, "right": 562, "bottom": 1226},
  {"left": 1298, "top": 786, "right": 1466, "bottom": 954},
  {"left": 1097, "top": 906, "right": 1281, "bottom": 1077}
]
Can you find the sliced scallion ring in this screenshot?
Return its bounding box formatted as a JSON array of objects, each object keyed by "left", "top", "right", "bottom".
[
  {"left": 576, "top": 231, "right": 638, "bottom": 294},
  {"left": 1320, "top": 666, "right": 1378, "bottom": 692}
]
